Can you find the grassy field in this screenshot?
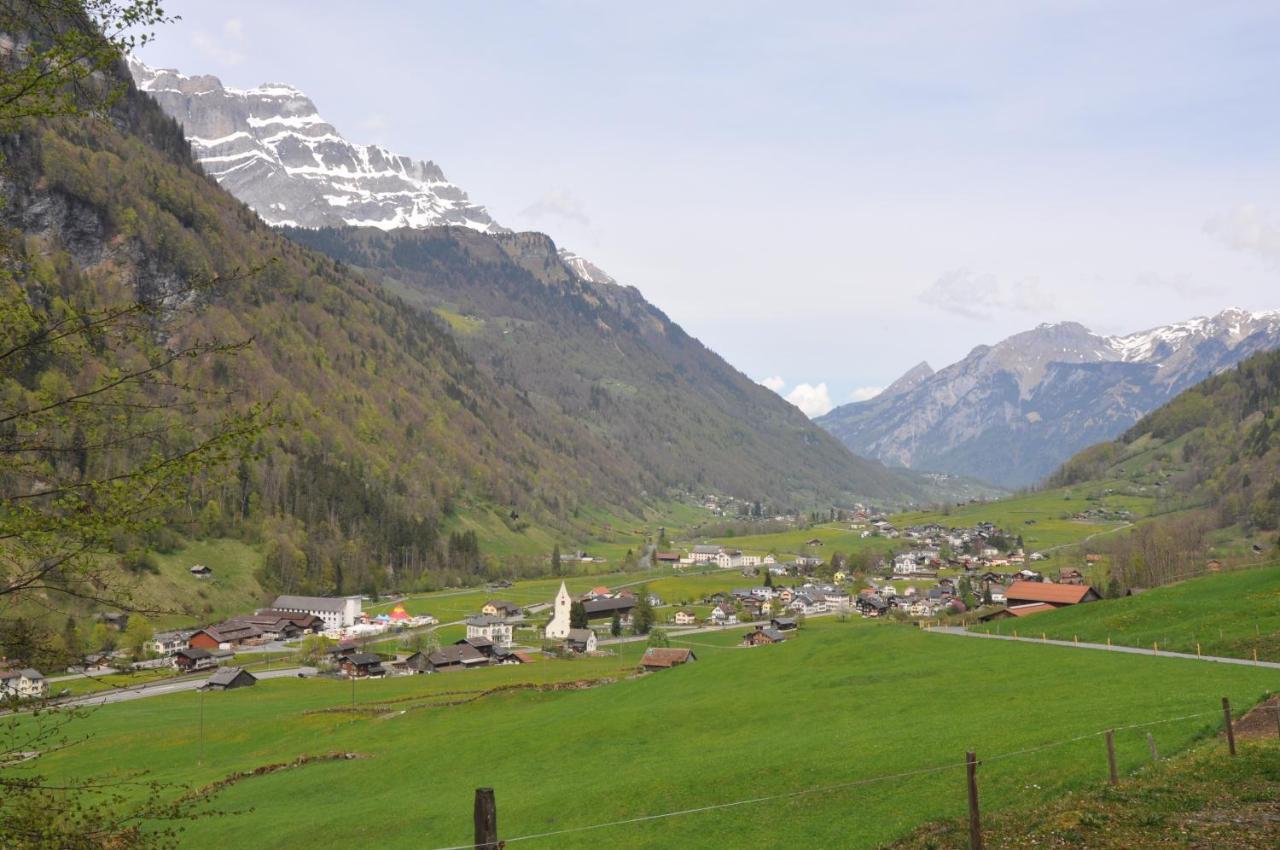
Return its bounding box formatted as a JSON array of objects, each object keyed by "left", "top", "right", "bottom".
[
  {"left": 138, "top": 538, "right": 268, "bottom": 628},
  {"left": 29, "top": 620, "right": 1278, "bottom": 849},
  {"left": 972, "top": 564, "right": 1280, "bottom": 661}
]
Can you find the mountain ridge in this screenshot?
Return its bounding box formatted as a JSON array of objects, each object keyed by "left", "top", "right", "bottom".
[{"left": 818, "top": 309, "right": 1280, "bottom": 489}]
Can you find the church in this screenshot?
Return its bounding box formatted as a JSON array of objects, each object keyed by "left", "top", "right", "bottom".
[{"left": 544, "top": 581, "right": 573, "bottom": 640}]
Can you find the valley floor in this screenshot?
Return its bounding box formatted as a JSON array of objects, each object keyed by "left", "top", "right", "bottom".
[{"left": 23, "top": 619, "right": 1278, "bottom": 849}]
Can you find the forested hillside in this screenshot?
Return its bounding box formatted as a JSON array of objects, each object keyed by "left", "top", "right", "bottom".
[
  {"left": 0, "top": 60, "right": 659, "bottom": 599},
  {"left": 0, "top": 52, "right": 924, "bottom": 611},
  {"left": 284, "top": 226, "right": 934, "bottom": 509},
  {"left": 1047, "top": 348, "right": 1280, "bottom": 587}
]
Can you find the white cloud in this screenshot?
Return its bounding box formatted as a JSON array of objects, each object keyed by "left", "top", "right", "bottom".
[
  {"left": 1205, "top": 204, "right": 1280, "bottom": 267},
  {"left": 759, "top": 375, "right": 786, "bottom": 393},
  {"left": 223, "top": 18, "right": 245, "bottom": 40},
  {"left": 785, "top": 382, "right": 834, "bottom": 418},
  {"left": 191, "top": 18, "right": 247, "bottom": 66},
  {"left": 519, "top": 189, "right": 591, "bottom": 227},
  {"left": 849, "top": 386, "right": 883, "bottom": 402},
  {"left": 918, "top": 268, "right": 1055, "bottom": 321}
]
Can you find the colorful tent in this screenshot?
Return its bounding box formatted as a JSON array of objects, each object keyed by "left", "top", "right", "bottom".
[{"left": 389, "top": 604, "right": 410, "bottom": 621}]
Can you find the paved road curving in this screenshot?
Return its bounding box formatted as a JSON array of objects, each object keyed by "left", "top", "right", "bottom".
[{"left": 927, "top": 625, "right": 1280, "bottom": 669}]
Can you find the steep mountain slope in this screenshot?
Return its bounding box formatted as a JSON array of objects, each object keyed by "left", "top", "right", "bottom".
[
  {"left": 2, "top": 57, "right": 695, "bottom": 596},
  {"left": 818, "top": 311, "right": 1280, "bottom": 489},
  {"left": 126, "top": 57, "right": 952, "bottom": 508},
  {"left": 284, "top": 226, "right": 927, "bottom": 507}
]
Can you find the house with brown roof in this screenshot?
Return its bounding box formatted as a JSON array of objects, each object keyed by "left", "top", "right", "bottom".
[
  {"left": 742, "top": 625, "right": 786, "bottom": 646},
  {"left": 640, "top": 647, "right": 697, "bottom": 671},
  {"left": 1004, "top": 580, "right": 1100, "bottom": 608},
  {"left": 407, "top": 644, "right": 489, "bottom": 673}
]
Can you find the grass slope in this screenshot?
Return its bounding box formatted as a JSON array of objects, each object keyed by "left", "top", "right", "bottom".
[
  {"left": 973, "top": 564, "right": 1280, "bottom": 661},
  {"left": 33, "top": 621, "right": 1278, "bottom": 849}
]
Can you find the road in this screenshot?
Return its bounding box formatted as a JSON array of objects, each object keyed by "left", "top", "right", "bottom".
[
  {"left": 927, "top": 625, "right": 1280, "bottom": 669},
  {"left": 54, "top": 666, "right": 317, "bottom": 708}
]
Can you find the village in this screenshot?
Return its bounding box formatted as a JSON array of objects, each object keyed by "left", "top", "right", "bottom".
[{"left": 1, "top": 518, "right": 1109, "bottom": 703}]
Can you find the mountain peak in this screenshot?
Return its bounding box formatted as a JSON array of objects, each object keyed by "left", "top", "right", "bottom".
[{"left": 128, "top": 58, "right": 502, "bottom": 233}]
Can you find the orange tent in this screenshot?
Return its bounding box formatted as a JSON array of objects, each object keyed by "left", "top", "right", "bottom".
[{"left": 389, "top": 604, "right": 410, "bottom": 621}]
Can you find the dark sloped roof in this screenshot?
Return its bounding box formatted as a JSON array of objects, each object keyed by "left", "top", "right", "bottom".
[{"left": 583, "top": 597, "right": 635, "bottom": 615}]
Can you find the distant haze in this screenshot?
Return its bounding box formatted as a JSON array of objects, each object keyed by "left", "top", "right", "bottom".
[{"left": 137, "top": 2, "right": 1280, "bottom": 415}]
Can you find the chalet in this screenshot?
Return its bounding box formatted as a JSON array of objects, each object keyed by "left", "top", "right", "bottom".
[
  {"left": 1206, "top": 559, "right": 1223, "bottom": 572},
  {"left": 789, "top": 595, "right": 826, "bottom": 616},
  {"left": 465, "top": 615, "right": 514, "bottom": 647},
  {"left": 340, "top": 653, "right": 386, "bottom": 678},
  {"left": 0, "top": 669, "right": 47, "bottom": 700},
  {"left": 1004, "top": 581, "right": 1100, "bottom": 609},
  {"left": 146, "top": 629, "right": 196, "bottom": 657},
  {"left": 654, "top": 551, "right": 683, "bottom": 566},
  {"left": 269, "top": 594, "right": 362, "bottom": 629},
  {"left": 640, "top": 647, "right": 697, "bottom": 671},
  {"left": 455, "top": 636, "right": 497, "bottom": 658},
  {"left": 566, "top": 628, "right": 598, "bottom": 653},
  {"left": 174, "top": 647, "right": 217, "bottom": 672},
  {"left": 584, "top": 586, "right": 614, "bottom": 600},
  {"left": 986, "top": 584, "right": 1007, "bottom": 604},
  {"left": 188, "top": 623, "right": 262, "bottom": 650},
  {"left": 709, "top": 603, "right": 738, "bottom": 625},
  {"left": 189, "top": 564, "right": 213, "bottom": 578},
  {"left": 805, "top": 538, "right": 824, "bottom": 547},
  {"left": 582, "top": 597, "right": 635, "bottom": 625},
  {"left": 742, "top": 626, "right": 786, "bottom": 646},
  {"left": 855, "top": 596, "right": 888, "bottom": 617},
  {"left": 770, "top": 617, "right": 797, "bottom": 631},
  {"left": 1058, "top": 568, "right": 1084, "bottom": 585},
  {"left": 95, "top": 612, "right": 129, "bottom": 631},
  {"left": 673, "top": 610, "right": 697, "bottom": 626},
  {"left": 481, "top": 600, "right": 522, "bottom": 619},
  {"left": 407, "top": 644, "right": 488, "bottom": 673},
  {"left": 201, "top": 666, "right": 257, "bottom": 691}
]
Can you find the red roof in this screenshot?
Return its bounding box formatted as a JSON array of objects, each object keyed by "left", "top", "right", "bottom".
[
  {"left": 640, "top": 648, "right": 696, "bottom": 668},
  {"left": 1005, "top": 581, "right": 1098, "bottom": 605}
]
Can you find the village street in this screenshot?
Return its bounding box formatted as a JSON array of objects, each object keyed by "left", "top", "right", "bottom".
[
  {"left": 928, "top": 626, "right": 1280, "bottom": 669},
  {"left": 53, "top": 666, "right": 318, "bottom": 709}
]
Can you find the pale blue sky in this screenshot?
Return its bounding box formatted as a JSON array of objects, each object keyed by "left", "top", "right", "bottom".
[{"left": 138, "top": 1, "right": 1280, "bottom": 415}]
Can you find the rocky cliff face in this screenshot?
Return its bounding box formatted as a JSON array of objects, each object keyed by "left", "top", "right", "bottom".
[
  {"left": 818, "top": 310, "right": 1280, "bottom": 489},
  {"left": 128, "top": 59, "right": 501, "bottom": 232}
]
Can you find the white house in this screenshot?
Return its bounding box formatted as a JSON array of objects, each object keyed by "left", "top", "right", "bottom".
[
  {"left": 0, "top": 669, "right": 47, "bottom": 700},
  {"left": 691, "top": 544, "right": 724, "bottom": 564},
  {"left": 466, "top": 615, "right": 514, "bottom": 648},
  {"left": 270, "top": 595, "right": 362, "bottom": 630},
  {"left": 674, "top": 610, "right": 697, "bottom": 626},
  {"left": 709, "top": 604, "right": 738, "bottom": 625},
  {"left": 145, "top": 629, "right": 196, "bottom": 658},
  {"left": 544, "top": 581, "right": 573, "bottom": 640}
]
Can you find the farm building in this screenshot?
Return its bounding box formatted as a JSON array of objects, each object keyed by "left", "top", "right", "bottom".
[
  {"left": 202, "top": 666, "right": 257, "bottom": 691},
  {"left": 640, "top": 648, "right": 697, "bottom": 671},
  {"left": 1004, "top": 581, "right": 1100, "bottom": 608}
]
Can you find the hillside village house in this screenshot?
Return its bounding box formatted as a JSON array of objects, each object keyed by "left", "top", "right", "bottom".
[
  {"left": 188, "top": 564, "right": 213, "bottom": 578},
  {"left": 340, "top": 653, "right": 386, "bottom": 678},
  {"left": 465, "top": 615, "right": 514, "bottom": 647},
  {"left": 174, "top": 647, "right": 218, "bottom": 672},
  {"left": 709, "top": 603, "right": 738, "bottom": 625},
  {"left": 482, "top": 600, "right": 522, "bottom": 619},
  {"left": 146, "top": 629, "right": 196, "bottom": 657},
  {"left": 0, "top": 668, "right": 47, "bottom": 700},
  {"left": 269, "top": 594, "right": 363, "bottom": 629},
  {"left": 690, "top": 544, "right": 724, "bottom": 564},
  {"left": 673, "top": 610, "right": 697, "bottom": 626},
  {"left": 742, "top": 626, "right": 787, "bottom": 646},
  {"left": 407, "top": 644, "right": 489, "bottom": 673},
  {"left": 566, "top": 628, "right": 598, "bottom": 653}
]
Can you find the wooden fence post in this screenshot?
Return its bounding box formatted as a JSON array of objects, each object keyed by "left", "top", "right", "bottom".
[
  {"left": 1105, "top": 730, "right": 1118, "bottom": 785},
  {"left": 1146, "top": 732, "right": 1158, "bottom": 761},
  {"left": 965, "top": 751, "right": 983, "bottom": 850},
  {"left": 1222, "top": 698, "right": 1236, "bottom": 757},
  {"left": 474, "top": 787, "right": 498, "bottom": 849}
]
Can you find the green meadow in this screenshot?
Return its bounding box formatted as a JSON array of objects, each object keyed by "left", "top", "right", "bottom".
[
  {"left": 31, "top": 620, "right": 1278, "bottom": 849},
  {"left": 974, "top": 564, "right": 1280, "bottom": 661}
]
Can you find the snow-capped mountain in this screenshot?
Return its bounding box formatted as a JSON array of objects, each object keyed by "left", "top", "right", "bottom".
[
  {"left": 128, "top": 59, "right": 502, "bottom": 232},
  {"left": 817, "top": 309, "right": 1280, "bottom": 489}
]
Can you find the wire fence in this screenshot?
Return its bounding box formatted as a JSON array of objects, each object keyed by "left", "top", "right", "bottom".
[{"left": 428, "top": 704, "right": 1252, "bottom": 850}]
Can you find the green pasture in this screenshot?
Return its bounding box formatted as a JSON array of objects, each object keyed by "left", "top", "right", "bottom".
[
  {"left": 29, "top": 619, "right": 1278, "bottom": 849},
  {"left": 973, "top": 564, "right": 1280, "bottom": 661}
]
